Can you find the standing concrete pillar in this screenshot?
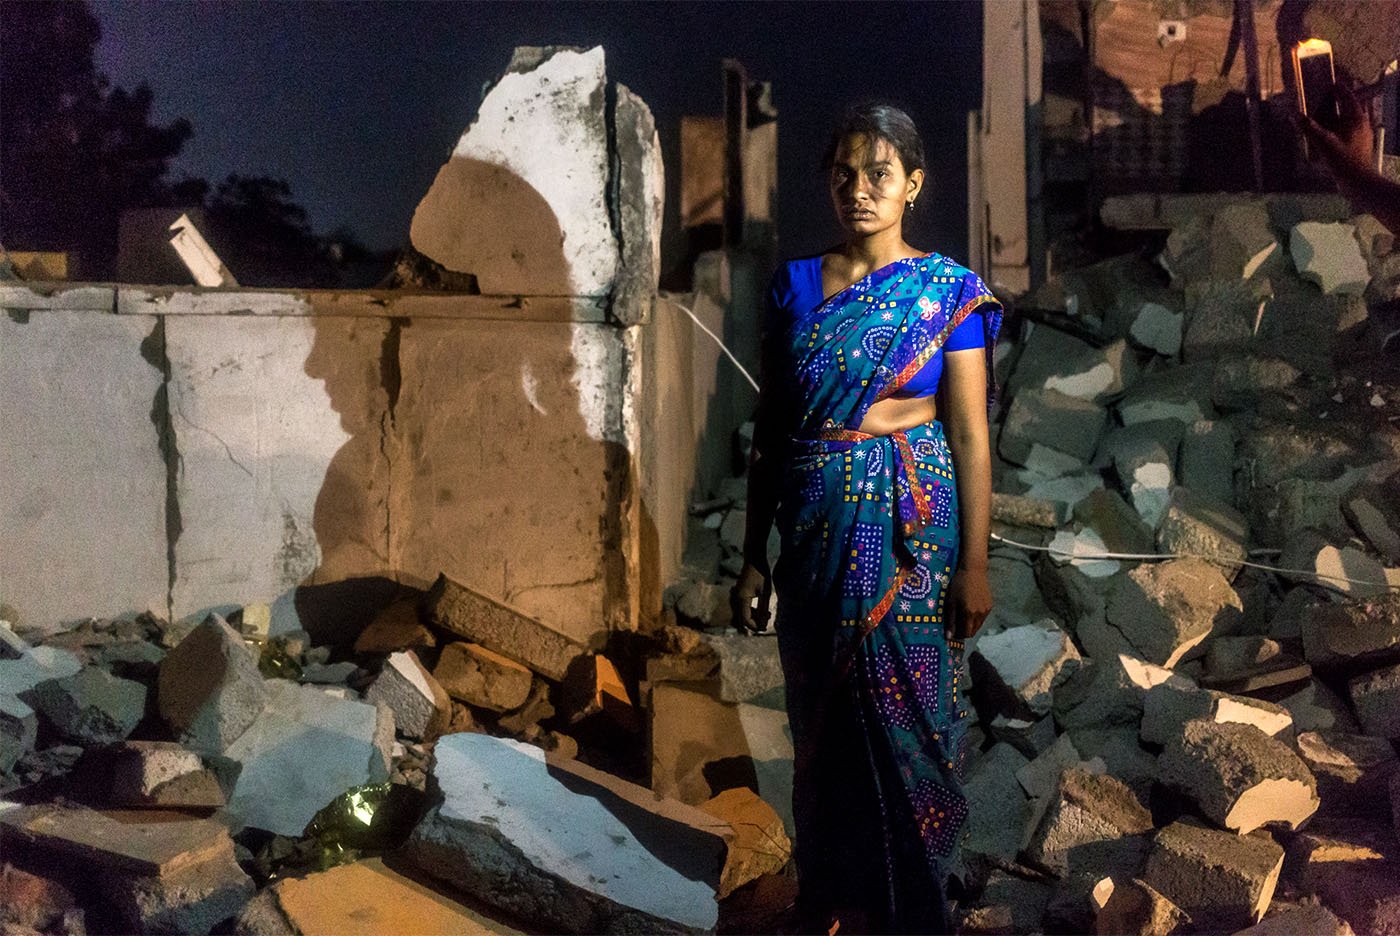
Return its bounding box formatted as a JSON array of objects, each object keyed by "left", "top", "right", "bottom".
[{"left": 969, "top": 0, "right": 1044, "bottom": 295}]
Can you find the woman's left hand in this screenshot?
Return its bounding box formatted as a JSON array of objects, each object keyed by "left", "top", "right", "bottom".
[{"left": 947, "top": 568, "right": 993, "bottom": 641}]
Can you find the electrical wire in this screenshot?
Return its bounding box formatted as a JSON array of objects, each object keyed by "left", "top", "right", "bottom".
[
  {"left": 990, "top": 531, "right": 1400, "bottom": 592},
  {"left": 670, "top": 300, "right": 761, "bottom": 392}
]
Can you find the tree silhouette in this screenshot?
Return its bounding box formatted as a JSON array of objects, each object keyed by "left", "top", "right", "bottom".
[{"left": 0, "top": 0, "right": 203, "bottom": 278}]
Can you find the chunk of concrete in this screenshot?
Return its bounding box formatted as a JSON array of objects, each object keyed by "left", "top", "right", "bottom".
[
  {"left": 248, "top": 856, "right": 524, "bottom": 936},
  {"left": 1158, "top": 719, "right": 1318, "bottom": 834},
  {"left": 1093, "top": 877, "right": 1189, "bottom": 936},
  {"left": 699, "top": 787, "right": 791, "bottom": 900},
  {"left": 1301, "top": 593, "right": 1400, "bottom": 671},
  {"left": 974, "top": 870, "right": 1053, "bottom": 934},
  {"left": 0, "top": 692, "right": 38, "bottom": 774},
  {"left": 404, "top": 733, "right": 726, "bottom": 932},
  {"left": 0, "top": 803, "right": 234, "bottom": 878},
  {"left": 649, "top": 681, "right": 793, "bottom": 834},
  {"left": 1068, "top": 727, "right": 1157, "bottom": 804},
  {"left": 1155, "top": 487, "right": 1248, "bottom": 578},
  {"left": 1211, "top": 203, "right": 1280, "bottom": 281},
  {"left": 1141, "top": 819, "right": 1284, "bottom": 929},
  {"left": 1290, "top": 222, "right": 1370, "bottom": 296},
  {"left": 1344, "top": 488, "right": 1400, "bottom": 564},
  {"left": 410, "top": 46, "right": 618, "bottom": 296},
  {"left": 1023, "top": 767, "right": 1154, "bottom": 878},
  {"left": 699, "top": 632, "right": 784, "bottom": 707},
  {"left": 1129, "top": 302, "right": 1184, "bottom": 357},
  {"left": 21, "top": 666, "right": 146, "bottom": 746},
  {"left": 364, "top": 651, "right": 450, "bottom": 741},
  {"left": 992, "top": 491, "right": 1066, "bottom": 529},
  {"left": 970, "top": 619, "right": 1081, "bottom": 720},
  {"left": 1116, "top": 362, "right": 1215, "bottom": 427},
  {"left": 1141, "top": 680, "right": 1292, "bottom": 745},
  {"left": 1048, "top": 528, "right": 1121, "bottom": 578},
  {"left": 560, "top": 653, "right": 637, "bottom": 731},
  {"left": 1017, "top": 734, "right": 1098, "bottom": 800},
  {"left": 0, "top": 864, "right": 80, "bottom": 934},
  {"left": 1211, "top": 355, "right": 1302, "bottom": 412},
  {"left": 1295, "top": 730, "right": 1399, "bottom": 815},
  {"left": 1074, "top": 488, "right": 1154, "bottom": 556},
  {"left": 353, "top": 599, "right": 436, "bottom": 656},
  {"left": 1234, "top": 903, "right": 1356, "bottom": 936},
  {"left": 1179, "top": 419, "right": 1236, "bottom": 507},
  {"left": 1182, "top": 280, "right": 1268, "bottom": 361},
  {"left": 988, "top": 714, "right": 1057, "bottom": 758},
  {"left": 1277, "top": 679, "right": 1359, "bottom": 733},
  {"left": 102, "top": 844, "right": 254, "bottom": 935},
  {"left": 1105, "top": 559, "right": 1243, "bottom": 667},
  {"left": 157, "top": 614, "right": 268, "bottom": 755},
  {"left": 1281, "top": 540, "right": 1389, "bottom": 600},
  {"left": 74, "top": 740, "right": 226, "bottom": 810},
  {"left": 962, "top": 743, "right": 1032, "bottom": 869},
  {"left": 221, "top": 679, "right": 392, "bottom": 836},
  {"left": 1023, "top": 470, "right": 1104, "bottom": 518},
  {"left": 1009, "top": 328, "right": 1140, "bottom": 405},
  {"left": 1201, "top": 636, "right": 1310, "bottom": 692},
  {"left": 1348, "top": 662, "right": 1400, "bottom": 738},
  {"left": 1000, "top": 388, "right": 1108, "bottom": 466},
  {"left": 1052, "top": 655, "right": 1154, "bottom": 732},
  {"left": 433, "top": 641, "right": 534, "bottom": 713},
  {"left": 426, "top": 574, "right": 585, "bottom": 682}
]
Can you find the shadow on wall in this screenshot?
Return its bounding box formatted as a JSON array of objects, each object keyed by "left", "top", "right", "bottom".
[{"left": 290, "top": 156, "right": 638, "bottom": 648}]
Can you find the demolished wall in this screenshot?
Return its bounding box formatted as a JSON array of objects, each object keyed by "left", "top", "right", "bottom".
[{"left": 0, "top": 45, "right": 752, "bottom": 649}]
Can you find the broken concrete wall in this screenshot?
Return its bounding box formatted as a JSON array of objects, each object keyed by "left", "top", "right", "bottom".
[{"left": 0, "top": 45, "right": 744, "bottom": 644}]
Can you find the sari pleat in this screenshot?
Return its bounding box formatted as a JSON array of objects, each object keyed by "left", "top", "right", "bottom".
[{"left": 768, "top": 252, "right": 1002, "bottom": 933}]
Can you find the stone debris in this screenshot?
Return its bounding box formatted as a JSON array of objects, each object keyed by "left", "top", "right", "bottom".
[
  {"left": 1290, "top": 222, "right": 1371, "bottom": 296},
  {"left": 1155, "top": 487, "right": 1248, "bottom": 577},
  {"left": 698, "top": 786, "right": 792, "bottom": 900},
  {"left": 221, "top": 679, "right": 392, "bottom": 836},
  {"left": 698, "top": 632, "right": 784, "bottom": 707},
  {"left": 1200, "top": 636, "right": 1311, "bottom": 693},
  {"left": 427, "top": 574, "right": 585, "bottom": 682},
  {"left": 0, "top": 693, "right": 38, "bottom": 775},
  {"left": 1347, "top": 662, "right": 1400, "bottom": 738},
  {"left": 364, "top": 650, "right": 450, "bottom": 741},
  {"left": 1282, "top": 540, "right": 1390, "bottom": 600},
  {"left": 20, "top": 665, "right": 146, "bottom": 747},
  {"left": 560, "top": 653, "right": 637, "bottom": 731},
  {"left": 1048, "top": 527, "right": 1120, "bottom": 578},
  {"left": 1000, "top": 387, "right": 1108, "bottom": 466},
  {"left": 73, "top": 740, "right": 226, "bottom": 810},
  {"left": 1073, "top": 488, "right": 1154, "bottom": 556},
  {"left": 0, "top": 863, "right": 83, "bottom": 934},
  {"left": 988, "top": 713, "right": 1057, "bottom": 758},
  {"left": 404, "top": 733, "right": 725, "bottom": 933},
  {"left": 1023, "top": 767, "right": 1153, "bottom": 878},
  {"left": 1295, "top": 730, "right": 1399, "bottom": 816},
  {"left": 973, "top": 870, "right": 1054, "bottom": 934},
  {"left": 433, "top": 640, "right": 534, "bottom": 713},
  {"left": 992, "top": 491, "right": 1066, "bottom": 529},
  {"left": 1016, "top": 733, "right": 1101, "bottom": 800},
  {"left": 1139, "top": 679, "right": 1291, "bottom": 745},
  {"left": 243, "top": 856, "right": 525, "bottom": 936},
  {"left": 970, "top": 619, "right": 1081, "bottom": 720},
  {"left": 157, "top": 614, "right": 269, "bottom": 756},
  {"left": 1211, "top": 203, "right": 1280, "bottom": 282},
  {"left": 1128, "top": 302, "right": 1184, "bottom": 357},
  {"left": 1141, "top": 819, "right": 1284, "bottom": 930},
  {"left": 102, "top": 842, "right": 254, "bottom": 935},
  {"left": 1157, "top": 719, "right": 1318, "bottom": 834},
  {"left": 1093, "top": 877, "right": 1189, "bottom": 936},
  {"left": 1067, "top": 727, "right": 1157, "bottom": 804},
  {"left": 1277, "top": 679, "right": 1360, "bottom": 733},
  {"left": 1234, "top": 903, "right": 1357, "bottom": 936},
  {"left": 961, "top": 742, "right": 1032, "bottom": 870},
  {"left": 0, "top": 802, "right": 233, "bottom": 878},
  {"left": 1105, "top": 558, "right": 1243, "bottom": 668},
  {"left": 1301, "top": 592, "right": 1400, "bottom": 672},
  {"left": 352, "top": 599, "right": 436, "bottom": 656}
]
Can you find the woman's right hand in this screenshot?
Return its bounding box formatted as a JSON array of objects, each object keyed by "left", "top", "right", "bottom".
[{"left": 730, "top": 562, "right": 773, "bottom": 634}]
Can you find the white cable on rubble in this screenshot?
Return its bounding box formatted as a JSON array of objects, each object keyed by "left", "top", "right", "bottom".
[
  {"left": 989, "top": 531, "right": 1400, "bottom": 592},
  {"left": 670, "top": 301, "right": 761, "bottom": 392}
]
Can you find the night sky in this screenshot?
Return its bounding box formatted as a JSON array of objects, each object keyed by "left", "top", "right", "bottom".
[{"left": 91, "top": 0, "right": 982, "bottom": 262}]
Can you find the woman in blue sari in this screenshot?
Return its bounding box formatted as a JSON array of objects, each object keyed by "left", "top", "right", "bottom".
[{"left": 732, "top": 104, "right": 1002, "bottom": 934}]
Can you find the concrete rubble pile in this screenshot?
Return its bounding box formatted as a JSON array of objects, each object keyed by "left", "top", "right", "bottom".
[
  {"left": 665, "top": 193, "right": 1400, "bottom": 935},
  {"left": 0, "top": 566, "right": 800, "bottom": 934}
]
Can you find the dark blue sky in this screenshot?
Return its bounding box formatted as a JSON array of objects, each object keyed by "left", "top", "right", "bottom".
[{"left": 92, "top": 1, "right": 982, "bottom": 259}]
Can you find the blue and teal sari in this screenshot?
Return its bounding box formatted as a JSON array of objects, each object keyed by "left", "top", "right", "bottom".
[{"left": 763, "top": 251, "right": 1002, "bottom": 932}]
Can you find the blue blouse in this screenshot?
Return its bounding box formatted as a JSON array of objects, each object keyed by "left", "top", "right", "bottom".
[{"left": 765, "top": 254, "right": 986, "bottom": 398}]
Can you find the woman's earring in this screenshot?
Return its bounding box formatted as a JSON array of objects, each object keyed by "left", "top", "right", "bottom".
[{"left": 906, "top": 200, "right": 915, "bottom": 212}]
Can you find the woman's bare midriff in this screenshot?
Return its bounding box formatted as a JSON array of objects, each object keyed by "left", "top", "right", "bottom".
[{"left": 857, "top": 393, "right": 938, "bottom": 436}]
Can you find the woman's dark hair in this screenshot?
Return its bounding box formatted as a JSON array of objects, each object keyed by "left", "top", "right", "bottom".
[{"left": 821, "top": 103, "right": 926, "bottom": 177}]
